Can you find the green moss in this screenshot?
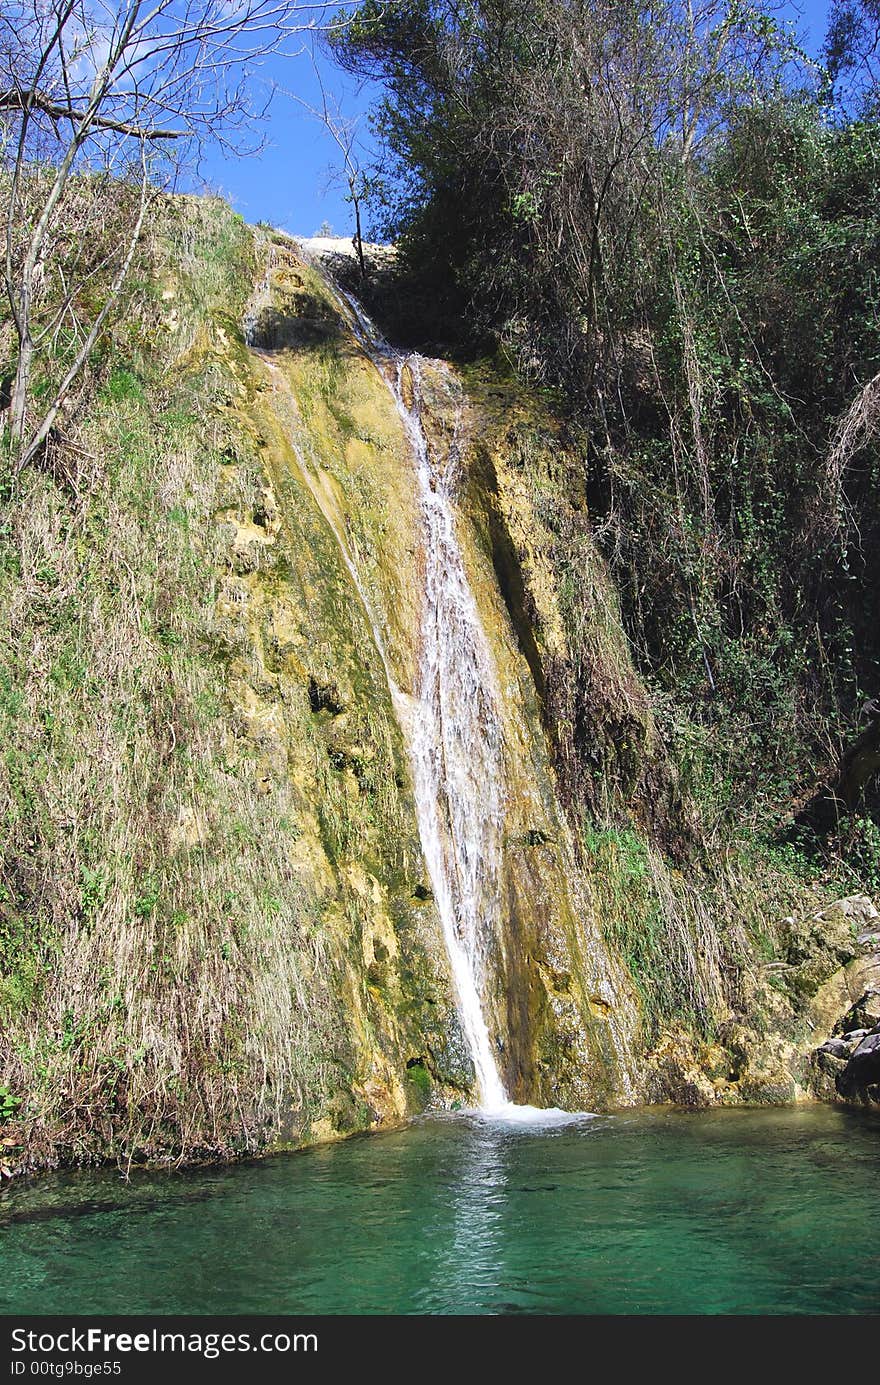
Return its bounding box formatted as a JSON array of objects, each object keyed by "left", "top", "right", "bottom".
[{"left": 405, "top": 1057, "right": 432, "bottom": 1108}]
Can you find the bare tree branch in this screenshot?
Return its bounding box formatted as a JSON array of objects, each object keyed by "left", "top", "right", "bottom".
[
  {"left": 0, "top": 88, "right": 188, "bottom": 139},
  {"left": 0, "top": 0, "right": 343, "bottom": 472}
]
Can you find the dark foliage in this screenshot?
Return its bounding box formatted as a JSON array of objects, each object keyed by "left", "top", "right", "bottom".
[{"left": 327, "top": 0, "right": 880, "bottom": 863}]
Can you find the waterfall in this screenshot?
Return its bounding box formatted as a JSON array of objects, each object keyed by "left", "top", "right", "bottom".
[
  {"left": 394, "top": 354, "right": 510, "bottom": 1113},
  {"left": 310, "top": 283, "right": 512, "bottom": 1110},
  {"left": 253, "top": 250, "right": 584, "bottom": 1121},
  {"left": 388, "top": 354, "right": 580, "bottom": 1120},
  {"left": 331, "top": 289, "right": 576, "bottom": 1119}
]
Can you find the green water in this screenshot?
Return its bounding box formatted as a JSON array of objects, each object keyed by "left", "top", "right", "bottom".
[{"left": 2, "top": 1106, "right": 878, "bottom": 1315}]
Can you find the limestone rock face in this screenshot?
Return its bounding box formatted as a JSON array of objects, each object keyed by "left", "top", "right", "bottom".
[
  {"left": 234, "top": 232, "right": 649, "bottom": 1116},
  {"left": 639, "top": 896, "right": 880, "bottom": 1110},
  {"left": 645, "top": 1024, "right": 807, "bottom": 1109},
  {"left": 810, "top": 1047, "right": 849, "bottom": 1103},
  {"left": 807, "top": 949, "right": 880, "bottom": 1042}
]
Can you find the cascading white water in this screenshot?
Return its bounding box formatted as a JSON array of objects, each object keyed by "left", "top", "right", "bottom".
[
  {"left": 298, "top": 279, "right": 509, "bottom": 1109},
  {"left": 394, "top": 354, "right": 510, "bottom": 1113},
  {"left": 382, "top": 353, "right": 581, "bottom": 1122},
  {"left": 252, "top": 252, "right": 586, "bottom": 1122}
]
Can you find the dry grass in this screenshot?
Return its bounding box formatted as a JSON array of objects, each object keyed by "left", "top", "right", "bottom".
[{"left": 0, "top": 199, "right": 441, "bottom": 1174}]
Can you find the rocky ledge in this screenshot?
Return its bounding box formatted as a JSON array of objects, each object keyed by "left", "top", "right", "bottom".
[{"left": 809, "top": 899, "right": 880, "bottom": 1107}]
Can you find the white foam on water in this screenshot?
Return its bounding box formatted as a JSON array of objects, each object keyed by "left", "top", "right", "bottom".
[{"left": 473, "top": 1103, "right": 598, "bottom": 1128}]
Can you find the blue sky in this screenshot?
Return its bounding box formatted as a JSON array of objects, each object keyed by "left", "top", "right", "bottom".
[
  {"left": 194, "top": 1, "right": 834, "bottom": 238},
  {"left": 193, "top": 32, "right": 383, "bottom": 237}
]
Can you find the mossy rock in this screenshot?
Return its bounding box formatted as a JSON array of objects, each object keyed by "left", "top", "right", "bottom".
[{"left": 781, "top": 896, "right": 871, "bottom": 997}]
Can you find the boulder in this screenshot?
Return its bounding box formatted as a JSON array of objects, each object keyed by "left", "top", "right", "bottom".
[
  {"left": 806, "top": 950, "right": 880, "bottom": 1041},
  {"left": 836, "top": 1026, "right": 880, "bottom": 1104},
  {"left": 781, "top": 895, "right": 876, "bottom": 997},
  {"left": 802, "top": 910, "right": 880, "bottom": 1104},
  {"left": 810, "top": 1047, "right": 849, "bottom": 1103},
  {"left": 649, "top": 1023, "right": 806, "bottom": 1107},
  {"left": 835, "top": 895, "right": 878, "bottom": 927},
  {"left": 847, "top": 1028, "right": 880, "bottom": 1076},
  {"left": 832, "top": 988, "right": 880, "bottom": 1036}
]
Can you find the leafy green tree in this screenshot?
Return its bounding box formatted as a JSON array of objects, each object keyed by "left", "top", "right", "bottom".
[
  {"left": 824, "top": 0, "right": 880, "bottom": 111},
  {"left": 328, "top": 0, "right": 880, "bottom": 834}
]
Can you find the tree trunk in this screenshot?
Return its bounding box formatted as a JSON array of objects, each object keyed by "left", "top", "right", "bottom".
[
  {"left": 353, "top": 195, "right": 367, "bottom": 282},
  {"left": 9, "top": 337, "right": 32, "bottom": 445}
]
